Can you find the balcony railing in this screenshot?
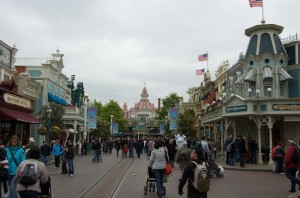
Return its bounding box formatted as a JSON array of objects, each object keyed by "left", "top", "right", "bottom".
[{"left": 282, "top": 33, "right": 299, "bottom": 44}]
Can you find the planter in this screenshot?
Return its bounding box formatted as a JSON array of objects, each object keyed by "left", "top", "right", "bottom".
[{"left": 38, "top": 126, "right": 47, "bottom": 135}]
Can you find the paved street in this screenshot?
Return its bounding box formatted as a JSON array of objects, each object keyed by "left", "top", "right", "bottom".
[{"left": 45, "top": 150, "right": 295, "bottom": 198}]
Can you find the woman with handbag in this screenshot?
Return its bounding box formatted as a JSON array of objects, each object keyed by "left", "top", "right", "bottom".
[{"left": 149, "top": 139, "right": 169, "bottom": 198}]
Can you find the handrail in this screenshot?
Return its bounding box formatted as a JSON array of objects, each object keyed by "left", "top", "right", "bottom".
[{"left": 282, "top": 33, "right": 299, "bottom": 44}]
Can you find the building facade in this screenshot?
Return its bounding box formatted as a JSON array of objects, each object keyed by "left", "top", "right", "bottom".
[{"left": 187, "top": 23, "right": 300, "bottom": 165}]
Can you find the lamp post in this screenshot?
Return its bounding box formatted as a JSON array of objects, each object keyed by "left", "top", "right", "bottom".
[
  {"left": 197, "top": 110, "right": 202, "bottom": 138},
  {"left": 46, "top": 105, "right": 52, "bottom": 144},
  {"left": 110, "top": 115, "right": 114, "bottom": 136},
  {"left": 83, "top": 94, "right": 89, "bottom": 141}
]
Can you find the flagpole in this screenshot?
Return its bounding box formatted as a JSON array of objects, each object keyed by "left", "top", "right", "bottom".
[
  {"left": 261, "top": 0, "right": 265, "bottom": 24},
  {"left": 207, "top": 52, "right": 209, "bottom": 71}
]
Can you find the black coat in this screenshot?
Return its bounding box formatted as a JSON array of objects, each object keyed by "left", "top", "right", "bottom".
[{"left": 40, "top": 144, "right": 51, "bottom": 156}]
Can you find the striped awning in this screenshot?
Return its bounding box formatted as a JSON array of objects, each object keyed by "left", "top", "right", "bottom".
[
  {"left": 280, "top": 67, "right": 293, "bottom": 81},
  {"left": 234, "top": 72, "right": 246, "bottom": 85},
  {"left": 263, "top": 67, "right": 273, "bottom": 79},
  {"left": 244, "top": 68, "right": 256, "bottom": 82}
]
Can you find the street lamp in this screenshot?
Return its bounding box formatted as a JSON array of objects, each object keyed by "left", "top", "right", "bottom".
[
  {"left": 46, "top": 105, "right": 52, "bottom": 144},
  {"left": 110, "top": 115, "right": 114, "bottom": 136}
]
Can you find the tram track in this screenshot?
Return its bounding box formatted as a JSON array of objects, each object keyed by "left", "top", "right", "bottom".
[{"left": 78, "top": 157, "right": 136, "bottom": 198}]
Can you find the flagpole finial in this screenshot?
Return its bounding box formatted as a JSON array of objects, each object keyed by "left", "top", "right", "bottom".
[{"left": 261, "top": 19, "right": 265, "bottom": 24}]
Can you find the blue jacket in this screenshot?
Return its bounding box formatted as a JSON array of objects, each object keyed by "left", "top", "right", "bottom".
[
  {"left": 6, "top": 146, "right": 25, "bottom": 176},
  {"left": 52, "top": 144, "right": 64, "bottom": 156}
]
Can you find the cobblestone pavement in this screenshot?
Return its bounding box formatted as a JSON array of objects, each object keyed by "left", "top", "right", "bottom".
[{"left": 46, "top": 151, "right": 295, "bottom": 198}]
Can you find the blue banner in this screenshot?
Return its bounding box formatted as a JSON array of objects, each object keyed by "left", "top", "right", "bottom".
[
  {"left": 87, "top": 107, "right": 97, "bottom": 129},
  {"left": 112, "top": 122, "right": 119, "bottom": 134},
  {"left": 169, "top": 108, "right": 178, "bottom": 130},
  {"left": 160, "top": 124, "right": 165, "bottom": 135}
]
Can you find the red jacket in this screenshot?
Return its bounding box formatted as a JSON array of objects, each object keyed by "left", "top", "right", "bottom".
[{"left": 284, "top": 145, "right": 298, "bottom": 169}]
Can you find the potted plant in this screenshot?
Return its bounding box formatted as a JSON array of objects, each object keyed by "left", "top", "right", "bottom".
[{"left": 38, "top": 126, "right": 47, "bottom": 135}]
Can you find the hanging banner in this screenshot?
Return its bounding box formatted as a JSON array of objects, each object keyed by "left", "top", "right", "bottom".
[
  {"left": 87, "top": 107, "right": 97, "bottom": 129},
  {"left": 169, "top": 108, "right": 178, "bottom": 130},
  {"left": 160, "top": 124, "right": 165, "bottom": 135},
  {"left": 112, "top": 122, "right": 119, "bottom": 134}
]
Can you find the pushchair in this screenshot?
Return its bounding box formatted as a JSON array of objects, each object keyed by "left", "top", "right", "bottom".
[
  {"left": 144, "top": 167, "right": 166, "bottom": 195},
  {"left": 206, "top": 157, "right": 224, "bottom": 178},
  {"left": 39, "top": 176, "right": 53, "bottom": 198}
]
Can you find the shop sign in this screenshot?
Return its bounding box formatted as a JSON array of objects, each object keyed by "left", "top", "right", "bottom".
[
  {"left": 273, "top": 104, "right": 300, "bottom": 111},
  {"left": 226, "top": 105, "right": 247, "bottom": 113},
  {"left": 284, "top": 116, "right": 300, "bottom": 122},
  {"left": 4, "top": 93, "right": 31, "bottom": 109}
]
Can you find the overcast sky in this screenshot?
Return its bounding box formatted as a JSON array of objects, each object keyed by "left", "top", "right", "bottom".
[{"left": 1, "top": 0, "right": 298, "bottom": 108}]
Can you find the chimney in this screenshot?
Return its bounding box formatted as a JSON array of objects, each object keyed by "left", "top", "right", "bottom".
[{"left": 158, "top": 98, "right": 161, "bottom": 110}]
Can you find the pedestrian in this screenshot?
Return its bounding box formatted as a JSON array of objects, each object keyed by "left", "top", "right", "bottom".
[
  {"left": 92, "top": 138, "right": 100, "bottom": 162},
  {"left": 236, "top": 136, "right": 246, "bottom": 167},
  {"left": 135, "top": 139, "right": 144, "bottom": 158},
  {"left": 147, "top": 138, "right": 154, "bottom": 157},
  {"left": 16, "top": 146, "right": 49, "bottom": 197},
  {"left": 249, "top": 138, "right": 258, "bottom": 164},
  {"left": 200, "top": 137, "right": 209, "bottom": 160},
  {"left": 285, "top": 139, "right": 300, "bottom": 193},
  {"left": 108, "top": 140, "right": 113, "bottom": 154},
  {"left": 24, "top": 137, "right": 36, "bottom": 159},
  {"left": 128, "top": 138, "right": 135, "bottom": 158},
  {"left": 149, "top": 139, "right": 168, "bottom": 198},
  {"left": 0, "top": 141, "right": 9, "bottom": 198},
  {"left": 40, "top": 141, "right": 51, "bottom": 166},
  {"left": 275, "top": 141, "right": 285, "bottom": 174},
  {"left": 52, "top": 140, "right": 64, "bottom": 168},
  {"left": 65, "top": 140, "right": 75, "bottom": 176},
  {"left": 224, "top": 135, "right": 233, "bottom": 165},
  {"left": 115, "top": 139, "right": 121, "bottom": 157},
  {"left": 6, "top": 136, "right": 26, "bottom": 198},
  {"left": 166, "top": 139, "right": 176, "bottom": 167},
  {"left": 176, "top": 142, "right": 191, "bottom": 170},
  {"left": 178, "top": 146, "right": 208, "bottom": 198},
  {"left": 61, "top": 145, "right": 68, "bottom": 175},
  {"left": 228, "top": 139, "right": 236, "bottom": 166},
  {"left": 123, "top": 144, "right": 129, "bottom": 157}
]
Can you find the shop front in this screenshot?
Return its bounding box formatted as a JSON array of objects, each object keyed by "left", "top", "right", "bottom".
[{"left": 0, "top": 89, "right": 39, "bottom": 145}]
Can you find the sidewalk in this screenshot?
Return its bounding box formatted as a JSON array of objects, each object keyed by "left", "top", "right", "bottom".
[{"left": 216, "top": 160, "right": 273, "bottom": 172}]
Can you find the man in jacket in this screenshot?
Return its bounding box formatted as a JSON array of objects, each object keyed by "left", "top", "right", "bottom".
[
  {"left": 40, "top": 141, "right": 51, "bottom": 166},
  {"left": 285, "top": 139, "right": 300, "bottom": 193},
  {"left": 178, "top": 146, "right": 208, "bottom": 198}
]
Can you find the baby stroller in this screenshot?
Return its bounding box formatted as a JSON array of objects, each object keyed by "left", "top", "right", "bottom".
[
  {"left": 206, "top": 157, "right": 224, "bottom": 178},
  {"left": 144, "top": 167, "right": 166, "bottom": 195},
  {"left": 39, "top": 176, "right": 53, "bottom": 198}
]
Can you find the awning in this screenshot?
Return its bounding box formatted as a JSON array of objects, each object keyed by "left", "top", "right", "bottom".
[
  {"left": 48, "top": 92, "right": 67, "bottom": 105},
  {"left": 244, "top": 68, "right": 256, "bottom": 82},
  {"left": 0, "top": 108, "right": 40, "bottom": 123},
  {"left": 234, "top": 73, "right": 246, "bottom": 85},
  {"left": 263, "top": 67, "right": 273, "bottom": 80},
  {"left": 280, "top": 67, "right": 293, "bottom": 81}
]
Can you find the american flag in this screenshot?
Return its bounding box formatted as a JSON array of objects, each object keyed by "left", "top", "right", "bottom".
[
  {"left": 249, "top": 0, "right": 263, "bottom": 7},
  {"left": 196, "top": 69, "right": 205, "bottom": 75},
  {"left": 198, "top": 53, "right": 208, "bottom": 61}
]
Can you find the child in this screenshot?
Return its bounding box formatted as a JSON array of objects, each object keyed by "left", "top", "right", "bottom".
[
  {"left": 123, "top": 144, "right": 129, "bottom": 157},
  {"left": 61, "top": 147, "right": 68, "bottom": 175}
]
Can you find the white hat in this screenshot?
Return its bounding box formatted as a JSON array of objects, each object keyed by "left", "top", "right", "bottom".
[{"left": 28, "top": 137, "right": 35, "bottom": 142}]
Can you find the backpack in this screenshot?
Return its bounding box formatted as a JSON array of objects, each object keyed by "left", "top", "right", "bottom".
[
  {"left": 179, "top": 149, "right": 189, "bottom": 161},
  {"left": 190, "top": 161, "right": 210, "bottom": 193},
  {"left": 272, "top": 145, "right": 280, "bottom": 160},
  {"left": 19, "top": 161, "right": 39, "bottom": 186},
  {"left": 292, "top": 147, "right": 300, "bottom": 165},
  {"left": 226, "top": 143, "right": 232, "bottom": 153}
]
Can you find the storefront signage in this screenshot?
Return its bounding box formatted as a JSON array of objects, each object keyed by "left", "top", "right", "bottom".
[
  {"left": 273, "top": 104, "right": 300, "bottom": 111},
  {"left": 23, "top": 87, "right": 37, "bottom": 98},
  {"left": 226, "top": 105, "right": 247, "bottom": 113},
  {"left": 284, "top": 116, "right": 300, "bottom": 122},
  {"left": 4, "top": 93, "right": 31, "bottom": 109}
]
